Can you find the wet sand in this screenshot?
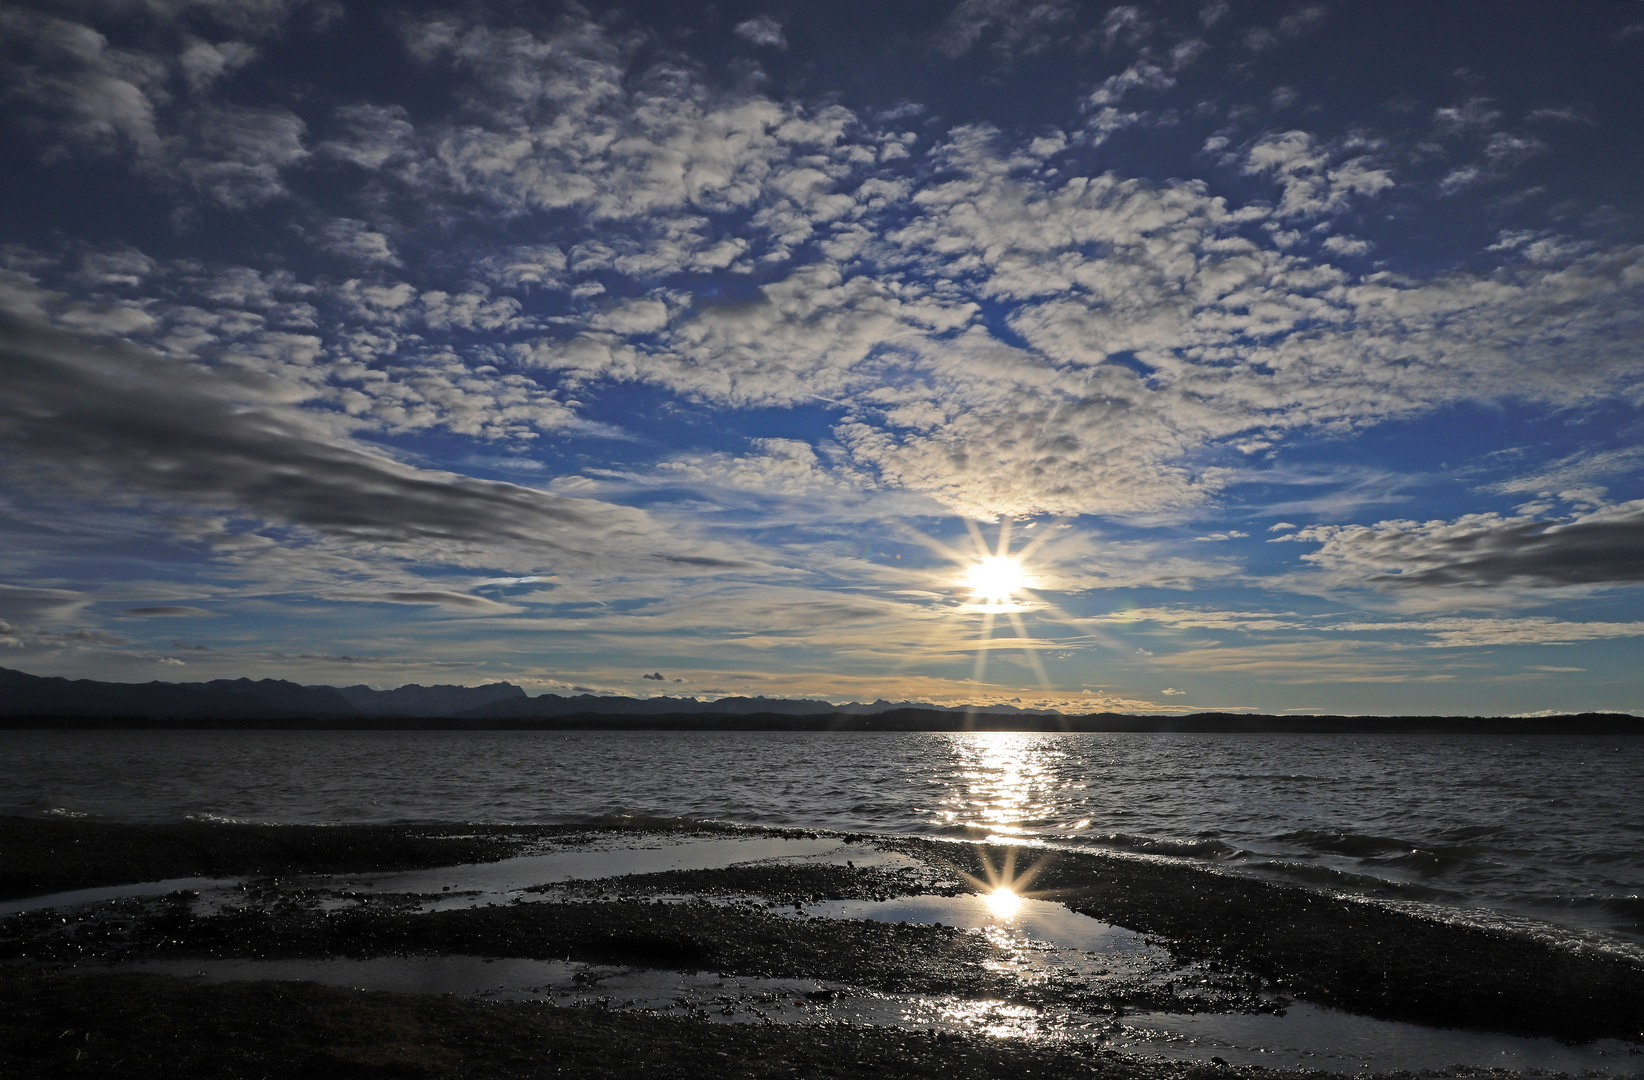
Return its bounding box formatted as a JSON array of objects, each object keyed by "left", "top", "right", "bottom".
[{"left": 2, "top": 816, "right": 1642, "bottom": 1078}]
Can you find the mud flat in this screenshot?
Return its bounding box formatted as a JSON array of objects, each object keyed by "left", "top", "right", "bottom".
[{"left": 2, "top": 816, "right": 1642, "bottom": 1078}]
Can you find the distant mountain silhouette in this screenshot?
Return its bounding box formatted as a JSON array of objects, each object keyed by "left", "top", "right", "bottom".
[
  {"left": 0, "top": 665, "right": 1040, "bottom": 720},
  {"left": 333, "top": 681, "right": 527, "bottom": 716},
  {"left": 3, "top": 666, "right": 1638, "bottom": 734},
  {"left": 0, "top": 665, "right": 523, "bottom": 719}
]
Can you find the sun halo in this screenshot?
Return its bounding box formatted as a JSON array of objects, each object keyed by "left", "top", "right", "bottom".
[{"left": 964, "top": 553, "right": 1030, "bottom": 605}]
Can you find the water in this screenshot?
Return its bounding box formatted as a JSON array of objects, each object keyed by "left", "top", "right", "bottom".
[
  {"left": 95, "top": 955, "right": 1644, "bottom": 1075},
  {"left": 3, "top": 729, "right": 1641, "bottom": 950}
]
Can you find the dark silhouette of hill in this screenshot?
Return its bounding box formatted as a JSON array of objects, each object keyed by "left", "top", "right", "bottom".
[
  {"left": 0, "top": 665, "right": 1043, "bottom": 721},
  {"left": 1, "top": 665, "right": 1638, "bottom": 733},
  {"left": 0, "top": 665, "right": 519, "bottom": 719}
]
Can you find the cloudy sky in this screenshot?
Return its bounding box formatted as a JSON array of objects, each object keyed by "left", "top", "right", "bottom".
[{"left": 2, "top": 0, "right": 1641, "bottom": 714}]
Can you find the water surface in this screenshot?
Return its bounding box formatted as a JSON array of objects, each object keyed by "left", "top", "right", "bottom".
[{"left": 5, "top": 729, "right": 1640, "bottom": 949}]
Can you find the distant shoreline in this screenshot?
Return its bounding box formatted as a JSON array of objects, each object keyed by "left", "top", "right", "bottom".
[{"left": 2, "top": 709, "right": 1639, "bottom": 734}]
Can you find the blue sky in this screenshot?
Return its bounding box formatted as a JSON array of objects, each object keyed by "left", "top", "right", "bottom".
[{"left": 1, "top": 0, "right": 1641, "bottom": 714}]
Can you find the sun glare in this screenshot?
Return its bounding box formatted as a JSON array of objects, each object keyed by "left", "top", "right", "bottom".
[
  {"left": 985, "top": 886, "right": 1022, "bottom": 919},
  {"left": 965, "top": 554, "right": 1028, "bottom": 604}
]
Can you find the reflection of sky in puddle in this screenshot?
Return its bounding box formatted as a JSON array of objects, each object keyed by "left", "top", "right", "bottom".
[
  {"left": 803, "top": 892, "right": 1168, "bottom": 990},
  {"left": 803, "top": 893, "right": 1155, "bottom": 957},
  {"left": 322, "top": 834, "right": 919, "bottom": 911},
  {"left": 100, "top": 954, "right": 1644, "bottom": 1075},
  {"left": 0, "top": 876, "right": 233, "bottom": 918}
]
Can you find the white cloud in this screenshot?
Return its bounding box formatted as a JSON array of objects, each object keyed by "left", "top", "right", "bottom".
[
  {"left": 318, "top": 103, "right": 416, "bottom": 169},
  {"left": 174, "top": 103, "right": 308, "bottom": 206},
  {"left": 1286, "top": 501, "right": 1644, "bottom": 589},
  {"left": 179, "top": 39, "right": 257, "bottom": 92},
  {"left": 320, "top": 219, "right": 398, "bottom": 265},
  {"left": 733, "top": 17, "right": 786, "bottom": 50},
  {"left": 1243, "top": 130, "right": 1393, "bottom": 218},
  {"left": 1095, "top": 606, "right": 1644, "bottom": 648}
]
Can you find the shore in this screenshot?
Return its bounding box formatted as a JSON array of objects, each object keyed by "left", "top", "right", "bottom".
[{"left": 3, "top": 816, "right": 1642, "bottom": 1077}]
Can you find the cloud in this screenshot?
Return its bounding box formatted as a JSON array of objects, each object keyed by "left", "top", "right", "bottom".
[
  {"left": 733, "top": 17, "right": 786, "bottom": 50},
  {"left": 0, "top": 10, "right": 309, "bottom": 206},
  {"left": 179, "top": 39, "right": 258, "bottom": 92},
  {"left": 1242, "top": 130, "right": 1393, "bottom": 218},
  {"left": 1098, "top": 606, "right": 1644, "bottom": 648},
  {"left": 0, "top": 583, "right": 91, "bottom": 625},
  {"left": 320, "top": 219, "right": 399, "bottom": 265},
  {"left": 1490, "top": 446, "right": 1644, "bottom": 499},
  {"left": 0, "top": 9, "right": 168, "bottom": 156},
  {"left": 334, "top": 590, "right": 521, "bottom": 613},
  {"left": 318, "top": 103, "right": 415, "bottom": 169},
  {"left": 933, "top": 0, "right": 1079, "bottom": 64},
  {"left": 1288, "top": 502, "right": 1644, "bottom": 589},
  {"left": 122, "top": 605, "right": 215, "bottom": 617},
  {"left": 660, "top": 438, "right": 859, "bottom": 497},
  {"left": 1321, "top": 234, "right": 1372, "bottom": 257},
  {"left": 0, "top": 317, "right": 756, "bottom": 577},
  {"left": 1086, "top": 60, "right": 1175, "bottom": 108},
  {"left": 173, "top": 103, "right": 308, "bottom": 206},
  {"left": 404, "top": 17, "right": 866, "bottom": 229}
]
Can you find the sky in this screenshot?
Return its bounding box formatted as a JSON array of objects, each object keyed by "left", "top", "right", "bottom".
[{"left": 1, "top": 0, "right": 1642, "bottom": 715}]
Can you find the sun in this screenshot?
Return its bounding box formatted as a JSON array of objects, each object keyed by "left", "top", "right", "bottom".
[
  {"left": 984, "top": 885, "right": 1023, "bottom": 919},
  {"left": 964, "top": 554, "right": 1029, "bottom": 605}
]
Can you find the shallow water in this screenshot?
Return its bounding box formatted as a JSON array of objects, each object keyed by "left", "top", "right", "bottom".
[
  {"left": 4, "top": 729, "right": 1641, "bottom": 950},
  {"left": 11, "top": 828, "right": 1644, "bottom": 1075},
  {"left": 89, "top": 950, "right": 1644, "bottom": 1075}
]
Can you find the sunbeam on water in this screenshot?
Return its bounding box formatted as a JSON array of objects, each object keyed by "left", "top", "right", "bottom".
[{"left": 937, "top": 731, "right": 1066, "bottom": 839}]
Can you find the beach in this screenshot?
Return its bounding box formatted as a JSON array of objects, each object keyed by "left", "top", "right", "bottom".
[{"left": 4, "top": 815, "right": 1642, "bottom": 1078}]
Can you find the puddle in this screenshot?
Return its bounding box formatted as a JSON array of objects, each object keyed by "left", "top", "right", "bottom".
[
  {"left": 329, "top": 834, "right": 919, "bottom": 909},
  {"left": 0, "top": 833, "right": 920, "bottom": 918},
  {"left": 805, "top": 893, "right": 1153, "bottom": 954},
  {"left": 805, "top": 893, "right": 1644, "bottom": 1076},
  {"left": 1115, "top": 1005, "right": 1644, "bottom": 1075},
  {"left": 0, "top": 877, "right": 233, "bottom": 918},
  {"left": 81, "top": 953, "right": 1644, "bottom": 1076},
  {"left": 802, "top": 893, "right": 1174, "bottom": 985},
  {"left": 9, "top": 829, "right": 1643, "bottom": 1076}
]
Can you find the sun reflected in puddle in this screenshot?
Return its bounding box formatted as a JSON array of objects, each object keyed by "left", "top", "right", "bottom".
[
  {"left": 921, "top": 999, "right": 1042, "bottom": 1040},
  {"left": 984, "top": 887, "right": 1021, "bottom": 919}
]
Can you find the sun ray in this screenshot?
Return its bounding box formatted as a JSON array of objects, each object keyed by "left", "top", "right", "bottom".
[
  {"left": 1004, "top": 607, "right": 1052, "bottom": 688},
  {"left": 959, "top": 843, "right": 1053, "bottom": 916}
]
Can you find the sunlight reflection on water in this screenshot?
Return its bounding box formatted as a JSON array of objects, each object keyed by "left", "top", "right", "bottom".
[{"left": 936, "top": 731, "right": 1066, "bottom": 837}]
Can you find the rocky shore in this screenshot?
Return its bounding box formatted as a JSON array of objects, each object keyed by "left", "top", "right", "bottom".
[{"left": 2, "top": 816, "right": 1641, "bottom": 1078}]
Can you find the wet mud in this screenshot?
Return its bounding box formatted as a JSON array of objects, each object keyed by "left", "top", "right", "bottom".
[
  {"left": 0, "top": 816, "right": 547, "bottom": 899},
  {"left": 894, "top": 838, "right": 1644, "bottom": 1044},
  {"left": 3, "top": 816, "right": 1643, "bottom": 1077},
  {"left": 0, "top": 968, "right": 1322, "bottom": 1080}
]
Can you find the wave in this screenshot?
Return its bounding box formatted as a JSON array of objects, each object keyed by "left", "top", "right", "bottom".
[
  {"left": 1536, "top": 893, "right": 1644, "bottom": 931},
  {"left": 1077, "top": 832, "right": 1247, "bottom": 861},
  {"left": 575, "top": 813, "right": 746, "bottom": 832},
  {"left": 1272, "top": 828, "right": 1515, "bottom": 875},
  {"left": 1241, "top": 858, "right": 1450, "bottom": 900}
]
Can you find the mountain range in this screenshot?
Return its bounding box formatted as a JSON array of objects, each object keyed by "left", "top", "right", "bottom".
[{"left": 0, "top": 665, "right": 1052, "bottom": 720}]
